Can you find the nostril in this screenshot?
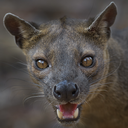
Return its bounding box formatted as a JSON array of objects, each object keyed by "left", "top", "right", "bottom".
[
  {"left": 54, "top": 85, "right": 56, "bottom": 92},
  {"left": 72, "top": 90, "right": 77, "bottom": 96},
  {"left": 72, "top": 84, "right": 79, "bottom": 97},
  {"left": 56, "top": 91, "right": 61, "bottom": 96},
  {"left": 72, "top": 90, "right": 76, "bottom": 95},
  {"left": 54, "top": 85, "right": 61, "bottom": 99},
  {"left": 75, "top": 84, "right": 78, "bottom": 88}
]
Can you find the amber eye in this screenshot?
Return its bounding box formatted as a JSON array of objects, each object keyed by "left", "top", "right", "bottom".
[
  {"left": 36, "top": 59, "right": 49, "bottom": 69},
  {"left": 81, "top": 56, "right": 94, "bottom": 68}
]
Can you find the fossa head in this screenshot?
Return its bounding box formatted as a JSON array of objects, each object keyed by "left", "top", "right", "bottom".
[{"left": 3, "top": 2, "right": 117, "bottom": 126}]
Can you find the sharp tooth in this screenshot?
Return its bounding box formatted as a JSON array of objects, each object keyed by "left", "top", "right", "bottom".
[
  {"left": 73, "top": 108, "right": 79, "bottom": 118},
  {"left": 57, "top": 109, "right": 63, "bottom": 119}
]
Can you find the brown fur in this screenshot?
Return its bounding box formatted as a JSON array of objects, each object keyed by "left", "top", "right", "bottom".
[{"left": 3, "top": 2, "right": 128, "bottom": 128}]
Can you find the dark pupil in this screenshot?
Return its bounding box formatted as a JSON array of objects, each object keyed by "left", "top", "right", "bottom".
[{"left": 37, "top": 60, "right": 48, "bottom": 69}]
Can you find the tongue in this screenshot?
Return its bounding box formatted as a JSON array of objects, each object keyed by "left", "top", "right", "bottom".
[{"left": 59, "top": 103, "right": 77, "bottom": 116}]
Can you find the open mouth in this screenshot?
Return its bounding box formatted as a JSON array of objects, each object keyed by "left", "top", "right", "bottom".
[{"left": 55, "top": 103, "right": 81, "bottom": 122}]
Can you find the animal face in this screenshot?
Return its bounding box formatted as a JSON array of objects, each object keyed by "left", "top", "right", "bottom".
[
  {"left": 3, "top": 2, "right": 117, "bottom": 126},
  {"left": 25, "top": 29, "right": 105, "bottom": 124}
]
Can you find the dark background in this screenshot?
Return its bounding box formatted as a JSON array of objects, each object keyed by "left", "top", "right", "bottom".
[{"left": 0, "top": 0, "right": 128, "bottom": 128}]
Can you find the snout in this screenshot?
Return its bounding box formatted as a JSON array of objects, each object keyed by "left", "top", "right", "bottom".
[
  {"left": 53, "top": 80, "right": 79, "bottom": 102},
  {"left": 53, "top": 80, "right": 81, "bottom": 123}
]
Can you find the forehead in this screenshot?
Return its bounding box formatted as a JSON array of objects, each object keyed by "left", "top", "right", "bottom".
[
  {"left": 35, "top": 31, "right": 93, "bottom": 58},
  {"left": 43, "top": 27, "right": 92, "bottom": 50},
  {"left": 28, "top": 18, "right": 98, "bottom": 58}
]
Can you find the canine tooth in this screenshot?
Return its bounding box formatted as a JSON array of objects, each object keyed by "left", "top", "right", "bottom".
[
  {"left": 57, "top": 109, "right": 63, "bottom": 119},
  {"left": 73, "top": 108, "right": 79, "bottom": 118}
]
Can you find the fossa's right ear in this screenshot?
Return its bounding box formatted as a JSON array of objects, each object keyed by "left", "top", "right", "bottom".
[
  {"left": 3, "top": 13, "right": 39, "bottom": 48},
  {"left": 85, "top": 2, "right": 117, "bottom": 39}
]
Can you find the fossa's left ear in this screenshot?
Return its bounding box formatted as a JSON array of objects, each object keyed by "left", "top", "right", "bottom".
[
  {"left": 85, "top": 2, "right": 117, "bottom": 38},
  {"left": 3, "top": 13, "right": 40, "bottom": 49}
]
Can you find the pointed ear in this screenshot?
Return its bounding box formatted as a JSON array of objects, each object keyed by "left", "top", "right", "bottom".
[
  {"left": 85, "top": 2, "right": 117, "bottom": 39},
  {"left": 3, "top": 13, "right": 39, "bottom": 48}
]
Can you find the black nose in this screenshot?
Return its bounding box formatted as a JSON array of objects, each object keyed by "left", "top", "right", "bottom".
[{"left": 53, "top": 80, "right": 79, "bottom": 102}]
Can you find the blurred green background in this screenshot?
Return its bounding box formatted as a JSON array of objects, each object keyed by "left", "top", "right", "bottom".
[{"left": 0, "top": 0, "right": 128, "bottom": 128}]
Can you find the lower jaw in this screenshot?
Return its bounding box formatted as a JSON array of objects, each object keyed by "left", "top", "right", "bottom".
[
  {"left": 57, "top": 115, "right": 80, "bottom": 125},
  {"left": 57, "top": 115, "right": 80, "bottom": 127}
]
